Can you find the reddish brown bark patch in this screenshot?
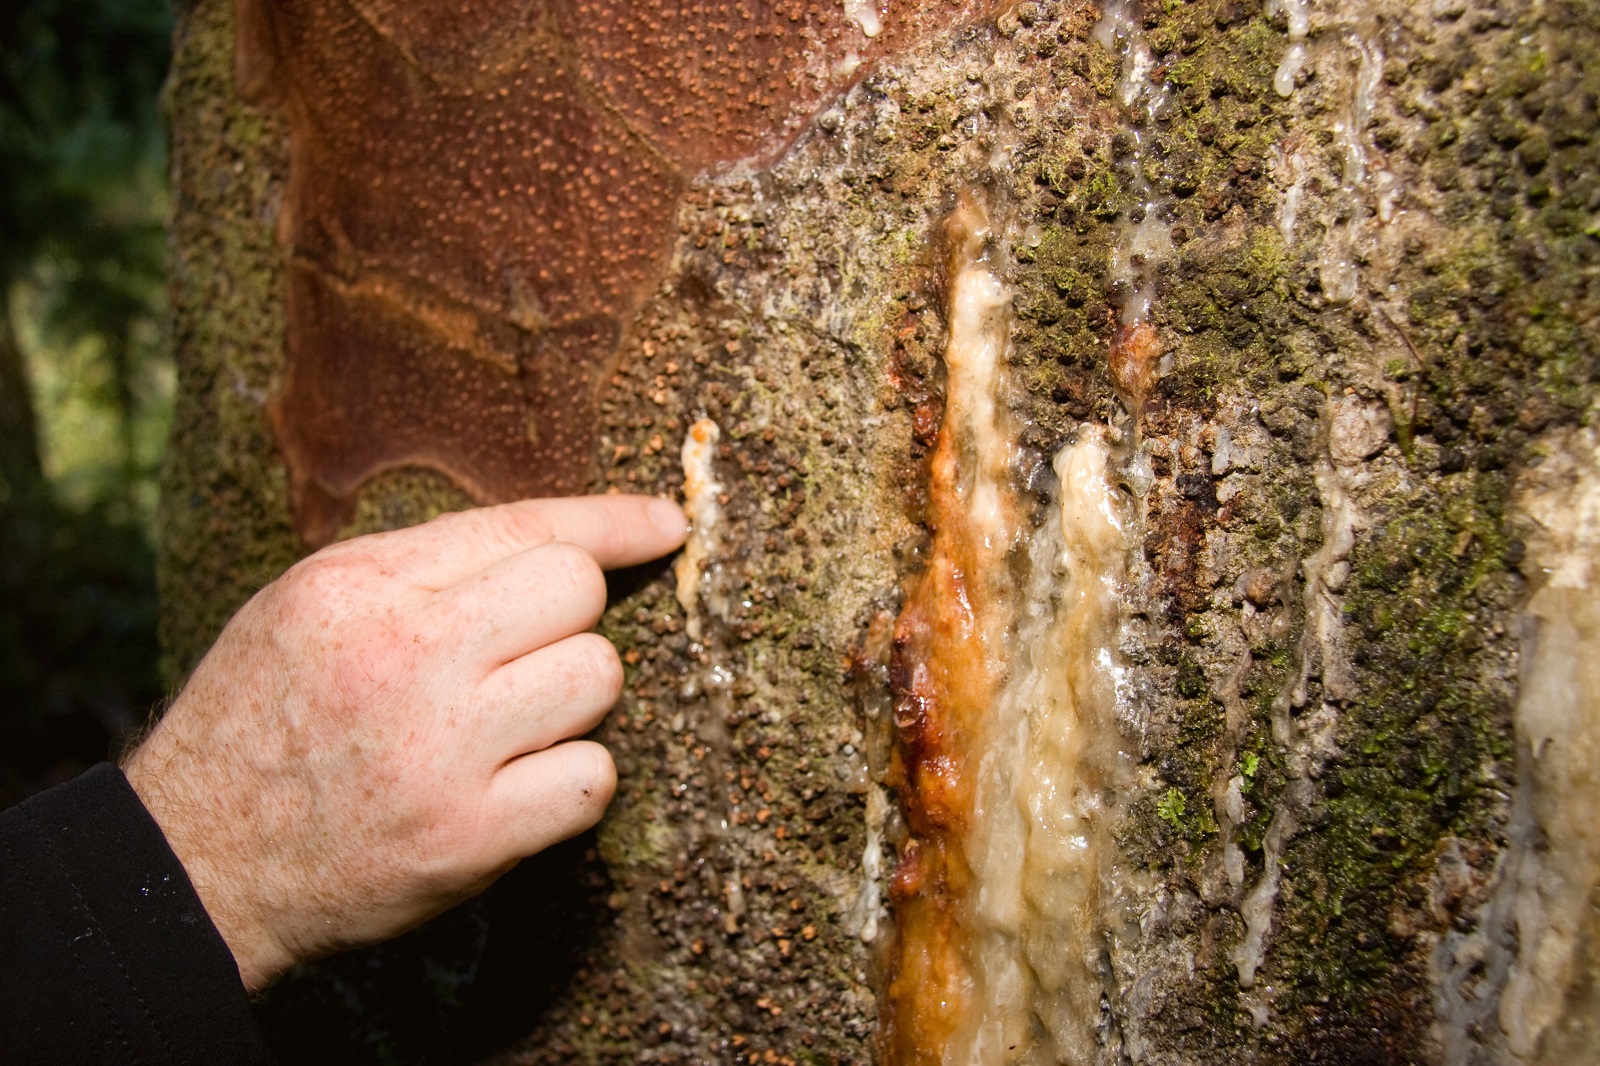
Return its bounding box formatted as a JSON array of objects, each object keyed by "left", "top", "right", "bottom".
[{"left": 240, "top": 0, "right": 999, "bottom": 544}]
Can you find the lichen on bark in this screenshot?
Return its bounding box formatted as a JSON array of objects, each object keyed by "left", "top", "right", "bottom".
[{"left": 161, "top": 0, "right": 297, "bottom": 678}]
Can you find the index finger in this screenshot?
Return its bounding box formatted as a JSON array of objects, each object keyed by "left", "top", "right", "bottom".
[{"left": 373, "top": 494, "right": 687, "bottom": 590}]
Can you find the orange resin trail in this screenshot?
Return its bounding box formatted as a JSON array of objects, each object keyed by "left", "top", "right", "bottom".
[{"left": 883, "top": 196, "right": 1016, "bottom": 1064}]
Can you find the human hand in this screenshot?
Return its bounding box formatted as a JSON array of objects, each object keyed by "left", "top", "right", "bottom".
[{"left": 122, "top": 495, "right": 686, "bottom": 992}]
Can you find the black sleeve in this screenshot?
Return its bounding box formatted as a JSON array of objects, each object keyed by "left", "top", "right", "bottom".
[{"left": 0, "top": 763, "right": 276, "bottom": 1065}]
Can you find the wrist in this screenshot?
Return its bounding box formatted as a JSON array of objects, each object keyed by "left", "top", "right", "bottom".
[{"left": 122, "top": 739, "right": 296, "bottom": 992}]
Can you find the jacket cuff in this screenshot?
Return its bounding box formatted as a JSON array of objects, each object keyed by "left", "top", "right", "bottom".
[{"left": 0, "top": 762, "right": 275, "bottom": 1064}]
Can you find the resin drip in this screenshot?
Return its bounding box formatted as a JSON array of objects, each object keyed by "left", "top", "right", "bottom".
[
  {"left": 1496, "top": 429, "right": 1600, "bottom": 1062},
  {"left": 957, "top": 429, "right": 1129, "bottom": 1065},
  {"left": 1274, "top": 145, "right": 1307, "bottom": 246},
  {"left": 886, "top": 194, "right": 1129, "bottom": 1064},
  {"left": 1318, "top": 28, "right": 1387, "bottom": 305},
  {"left": 675, "top": 418, "right": 723, "bottom": 643},
  {"left": 1093, "top": 1, "right": 1174, "bottom": 326},
  {"left": 885, "top": 194, "right": 1020, "bottom": 1064},
  {"left": 845, "top": 0, "right": 884, "bottom": 38},
  {"left": 1267, "top": 0, "right": 1310, "bottom": 97},
  {"left": 1266, "top": 2, "right": 1399, "bottom": 303},
  {"left": 1232, "top": 401, "right": 1363, "bottom": 995}
]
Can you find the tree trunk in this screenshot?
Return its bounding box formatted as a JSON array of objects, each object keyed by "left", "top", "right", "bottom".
[
  {"left": 162, "top": 0, "right": 1600, "bottom": 1062},
  {"left": 0, "top": 308, "right": 41, "bottom": 491}
]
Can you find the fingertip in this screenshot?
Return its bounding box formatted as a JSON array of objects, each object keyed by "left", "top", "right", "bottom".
[
  {"left": 491, "top": 741, "right": 619, "bottom": 860},
  {"left": 574, "top": 740, "right": 618, "bottom": 806},
  {"left": 559, "top": 740, "right": 617, "bottom": 836},
  {"left": 647, "top": 496, "right": 689, "bottom": 548}
]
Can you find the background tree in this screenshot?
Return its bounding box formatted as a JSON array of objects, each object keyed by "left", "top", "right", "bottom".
[{"left": 0, "top": 0, "right": 172, "bottom": 805}]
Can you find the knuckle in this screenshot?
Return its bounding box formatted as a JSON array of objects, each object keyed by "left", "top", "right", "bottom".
[
  {"left": 422, "top": 508, "right": 469, "bottom": 533},
  {"left": 547, "top": 543, "right": 606, "bottom": 615},
  {"left": 499, "top": 502, "right": 557, "bottom": 545},
  {"left": 577, "top": 635, "right": 624, "bottom": 703},
  {"left": 330, "top": 621, "right": 413, "bottom": 710},
  {"left": 270, "top": 554, "right": 418, "bottom": 707},
  {"left": 414, "top": 509, "right": 467, "bottom": 547},
  {"left": 277, "top": 550, "right": 394, "bottom": 626},
  {"left": 274, "top": 558, "right": 345, "bottom": 623},
  {"left": 475, "top": 503, "right": 555, "bottom": 559}
]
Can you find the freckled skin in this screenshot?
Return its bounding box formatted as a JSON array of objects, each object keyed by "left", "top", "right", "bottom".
[
  {"left": 240, "top": 0, "right": 1001, "bottom": 545},
  {"left": 123, "top": 495, "right": 687, "bottom": 992}
]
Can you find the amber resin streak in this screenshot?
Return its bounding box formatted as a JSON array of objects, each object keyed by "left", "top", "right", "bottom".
[
  {"left": 238, "top": 0, "right": 999, "bottom": 543},
  {"left": 884, "top": 196, "right": 1015, "bottom": 1062}
]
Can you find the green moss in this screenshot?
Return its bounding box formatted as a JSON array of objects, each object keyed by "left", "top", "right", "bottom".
[
  {"left": 1176, "top": 653, "right": 1209, "bottom": 699},
  {"left": 1157, "top": 787, "right": 1186, "bottom": 827},
  {"left": 1087, "top": 46, "right": 1120, "bottom": 99},
  {"left": 338, "top": 467, "right": 474, "bottom": 539},
  {"left": 1270, "top": 470, "right": 1518, "bottom": 1024},
  {"left": 1081, "top": 165, "right": 1124, "bottom": 219}
]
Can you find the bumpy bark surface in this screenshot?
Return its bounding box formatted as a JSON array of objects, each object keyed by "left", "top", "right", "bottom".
[{"left": 163, "top": 0, "right": 1600, "bottom": 1062}]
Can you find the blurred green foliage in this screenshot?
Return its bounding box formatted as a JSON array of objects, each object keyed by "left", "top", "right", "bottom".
[{"left": 0, "top": 0, "right": 173, "bottom": 805}]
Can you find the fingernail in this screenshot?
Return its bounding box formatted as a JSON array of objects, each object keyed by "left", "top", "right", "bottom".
[{"left": 648, "top": 497, "right": 689, "bottom": 541}]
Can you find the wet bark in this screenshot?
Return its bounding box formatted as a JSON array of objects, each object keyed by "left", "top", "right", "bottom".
[{"left": 162, "top": 0, "right": 1600, "bottom": 1062}]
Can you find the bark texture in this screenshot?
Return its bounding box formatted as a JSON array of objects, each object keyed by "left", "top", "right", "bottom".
[{"left": 162, "top": 0, "right": 1600, "bottom": 1062}]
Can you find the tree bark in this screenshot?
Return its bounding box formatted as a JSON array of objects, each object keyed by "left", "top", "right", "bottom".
[{"left": 163, "top": 0, "right": 1600, "bottom": 1062}]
